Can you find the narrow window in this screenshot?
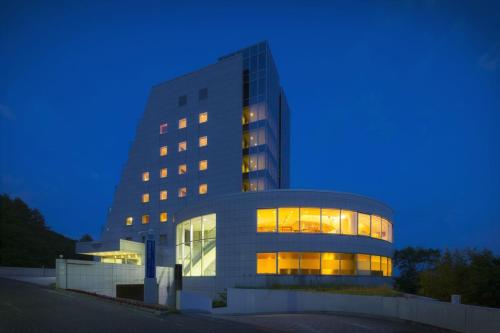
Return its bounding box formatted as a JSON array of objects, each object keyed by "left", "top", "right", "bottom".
[
  {"left": 371, "top": 215, "right": 382, "bottom": 239},
  {"left": 178, "top": 141, "right": 187, "bottom": 152},
  {"left": 178, "top": 187, "right": 187, "bottom": 198},
  {"left": 178, "top": 95, "right": 187, "bottom": 106},
  {"left": 160, "top": 123, "right": 168, "bottom": 134},
  {"left": 125, "top": 217, "right": 133, "bottom": 226},
  {"left": 340, "top": 210, "right": 358, "bottom": 235},
  {"left": 142, "top": 172, "right": 150, "bottom": 182},
  {"left": 160, "top": 212, "right": 168, "bottom": 223},
  {"left": 141, "top": 215, "right": 150, "bottom": 224},
  {"left": 300, "top": 207, "right": 321, "bottom": 233},
  {"left": 199, "top": 112, "right": 208, "bottom": 123},
  {"left": 160, "top": 190, "right": 168, "bottom": 201},
  {"left": 142, "top": 193, "right": 149, "bottom": 203},
  {"left": 257, "top": 208, "right": 276, "bottom": 232},
  {"left": 199, "top": 184, "right": 207, "bottom": 195},
  {"left": 160, "top": 168, "right": 167, "bottom": 178},
  {"left": 358, "top": 213, "right": 371, "bottom": 236},
  {"left": 178, "top": 118, "right": 187, "bottom": 129},
  {"left": 278, "top": 207, "right": 300, "bottom": 233},
  {"left": 256, "top": 253, "right": 276, "bottom": 274},
  {"left": 198, "top": 88, "right": 208, "bottom": 100},
  {"left": 199, "top": 136, "right": 208, "bottom": 147},
  {"left": 160, "top": 146, "right": 168, "bottom": 156},
  {"left": 199, "top": 160, "right": 208, "bottom": 171},
  {"left": 178, "top": 164, "right": 187, "bottom": 175},
  {"left": 356, "top": 254, "right": 371, "bottom": 275}
]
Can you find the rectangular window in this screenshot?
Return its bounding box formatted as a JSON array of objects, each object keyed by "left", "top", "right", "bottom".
[
  {"left": 199, "top": 184, "right": 207, "bottom": 195},
  {"left": 278, "top": 207, "right": 300, "bottom": 233},
  {"left": 278, "top": 252, "right": 299, "bottom": 275},
  {"left": 381, "top": 218, "right": 389, "bottom": 241},
  {"left": 300, "top": 252, "right": 320, "bottom": 274},
  {"left": 199, "top": 136, "right": 208, "bottom": 147},
  {"left": 388, "top": 258, "right": 392, "bottom": 276},
  {"left": 340, "top": 253, "right": 355, "bottom": 275},
  {"left": 356, "top": 254, "right": 371, "bottom": 275},
  {"left": 321, "top": 253, "right": 340, "bottom": 275},
  {"left": 160, "top": 190, "right": 168, "bottom": 200},
  {"left": 141, "top": 215, "right": 149, "bottom": 224},
  {"left": 388, "top": 222, "right": 393, "bottom": 243},
  {"left": 381, "top": 256, "right": 388, "bottom": 276},
  {"left": 142, "top": 193, "right": 149, "bottom": 203},
  {"left": 160, "top": 123, "right": 168, "bottom": 134},
  {"left": 178, "top": 187, "right": 187, "bottom": 198},
  {"left": 160, "top": 168, "right": 168, "bottom": 178},
  {"left": 142, "top": 172, "right": 150, "bottom": 182},
  {"left": 300, "top": 207, "right": 321, "bottom": 233},
  {"left": 199, "top": 112, "right": 208, "bottom": 123},
  {"left": 322, "top": 208, "right": 340, "bottom": 234},
  {"left": 257, "top": 208, "right": 276, "bottom": 232},
  {"left": 178, "top": 95, "right": 187, "bottom": 106},
  {"left": 178, "top": 118, "right": 187, "bottom": 129},
  {"left": 178, "top": 164, "right": 187, "bottom": 175},
  {"left": 198, "top": 88, "right": 208, "bottom": 100},
  {"left": 256, "top": 253, "right": 276, "bottom": 274},
  {"left": 199, "top": 160, "right": 207, "bottom": 171},
  {"left": 160, "top": 212, "right": 168, "bottom": 223},
  {"left": 160, "top": 146, "right": 168, "bottom": 156},
  {"left": 341, "top": 210, "right": 357, "bottom": 235},
  {"left": 178, "top": 141, "right": 187, "bottom": 152},
  {"left": 358, "top": 213, "right": 371, "bottom": 236},
  {"left": 371, "top": 215, "right": 382, "bottom": 239},
  {"left": 371, "top": 255, "right": 382, "bottom": 276},
  {"left": 125, "top": 217, "right": 133, "bottom": 226}
]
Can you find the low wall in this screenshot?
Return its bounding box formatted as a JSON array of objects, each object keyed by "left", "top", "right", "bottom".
[
  {"left": 223, "top": 288, "right": 500, "bottom": 333},
  {"left": 55, "top": 259, "right": 174, "bottom": 306},
  {"left": 0, "top": 266, "right": 56, "bottom": 277}
]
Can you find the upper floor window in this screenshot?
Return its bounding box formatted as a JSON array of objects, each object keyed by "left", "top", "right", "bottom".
[
  {"left": 199, "top": 183, "right": 208, "bottom": 195},
  {"left": 125, "top": 217, "right": 133, "bottom": 226},
  {"left": 142, "top": 172, "right": 150, "bottom": 182},
  {"left": 199, "top": 136, "right": 208, "bottom": 147},
  {"left": 160, "top": 123, "right": 168, "bottom": 134},
  {"left": 160, "top": 146, "right": 168, "bottom": 156},
  {"left": 142, "top": 215, "right": 150, "bottom": 224},
  {"left": 178, "top": 141, "right": 187, "bottom": 152},
  {"left": 199, "top": 160, "right": 208, "bottom": 171},
  {"left": 198, "top": 88, "right": 208, "bottom": 100},
  {"left": 179, "top": 118, "right": 187, "bottom": 129},
  {"left": 160, "top": 212, "right": 168, "bottom": 223},
  {"left": 142, "top": 193, "right": 150, "bottom": 203},
  {"left": 178, "top": 164, "right": 187, "bottom": 175},
  {"left": 160, "top": 168, "right": 168, "bottom": 178},
  {"left": 178, "top": 95, "right": 187, "bottom": 106},
  {"left": 160, "top": 190, "right": 168, "bottom": 201},
  {"left": 178, "top": 187, "right": 187, "bottom": 198},
  {"left": 199, "top": 112, "right": 208, "bottom": 124}
]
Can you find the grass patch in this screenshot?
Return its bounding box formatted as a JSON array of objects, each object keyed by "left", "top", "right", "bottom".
[
  {"left": 212, "top": 291, "right": 227, "bottom": 308},
  {"left": 239, "top": 284, "right": 402, "bottom": 297}
]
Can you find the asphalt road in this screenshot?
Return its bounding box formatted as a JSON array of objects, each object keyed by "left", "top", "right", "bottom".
[{"left": 0, "top": 278, "right": 452, "bottom": 333}]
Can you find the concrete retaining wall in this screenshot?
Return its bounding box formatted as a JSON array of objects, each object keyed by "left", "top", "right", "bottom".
[
  {"left": 55, "top": 259, "right": 174, "bottom": 305},
  {"left": 222, "top": 288, "right": 500, "bottom": 333},
  {"left": 0, "top": 266, "right": 56, "bottom": 277}
]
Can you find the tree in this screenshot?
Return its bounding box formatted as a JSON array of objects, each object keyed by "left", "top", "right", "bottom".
[{"left": 393, "top": 246, "right": 440, "bottom": 293}]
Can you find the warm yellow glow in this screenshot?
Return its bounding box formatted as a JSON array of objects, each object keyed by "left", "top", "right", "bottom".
[
  {"left": 278, "top": 252, "right": 299, "bottom": 275},
  {"left": 340, "top": 253, "right": 355, "bottom": 275},
  {"left": 341, "top": 210, "right": 357, "bottom": 235},
  {"left": 356, "top": 254, "right": 370, "bottom": 275},
  {"left": 178, "top": 141, "right": 187, "bottom": 152},
  {"left": 199, "top": 160, "right": 208, "bottom": 171},
  {"left": 278, "top": 207, "right": 300, "bottom": 233},
  {"left": 256, "top": 253, "right": 276, "bottom": 274},
  {"left": 300, "top": 207, "right": 321, "bottom": 233},
  {"left": 371, "top": 215, "right": 382, "bottom": 239},
  {"left": 381, "top": 256, "right": 388, "bottom": 276},
  {"left": 358, "top": 213, "right": 371, "bottom": 236},
  {"left": 142, "top": 193, "right": 149, "bottom": 203},
  {"left": 322, "top": 208, "right": 340, "bottom": 234},
  {"left": 199, "top": 184, "right": 207, "bottom": 195},
  {"left": 199, "top": 136, "right": 208, "bottom": 147},
  {"left": 160, "top": 190, "right": 168, "bottom": 200},
  {"left": 371, "top": 255, "right": 381, "bottom": 275},
  {"left": 142, "top": 172, "right": 150, "bottom": 182},
  {"left": 199, "top": 112, "right": 208, "bottom": 123},
  {"left": 178, "top": 118, "right": 187, "bottom": 129},
  {"left": 321, "top": 252, "right": 340, "bottom": 275},
  {"left": 178, "top": 187, "right": 187, "bottom": 198},
  {"left": 160, "top": 146, "right": 168, "bottom": 156},
  {"left": 388, "top": 258, "right": 392, "bottom": 276},
  {"left": 142, "top": 214, "right": 149, "bottom": 224},
  {"left": 160, "top": 212, "right": 168, "bottom": 223},
  {"left": 257, "top": 208, "right": 276, "bottom": 232},
  {"left": 178, "top": 164, "right": 187, "bottom": 175},
  {"left": 160, "top": 168, "right": 167, "bottom": 178},
  {"left": 381, "top": 218, "right": 389, "bottom": 241},
  {"left": 125, "top": 217, "right": 133, "bottom": 226},
  {"left": 300, "top": 252, "right": 320, "bottom": 274}
]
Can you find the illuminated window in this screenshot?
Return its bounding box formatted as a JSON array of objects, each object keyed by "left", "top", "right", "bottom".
[
  {"left": 278, "top": 252, "right": 299, "bottom": 275},
  {"left": 199, "top": 112, "right": 208, "bottom": 123},
  {"left": 278, "top": 207, "right": 300, "bottom": 233},
  {"left": 371, "top": 215, "right": 382, "bottom": 239},
  {"left": 388, "top": 222, "right": 393, "bottom": 243},
  {"left": 321, "top": 253, "right": 340, "bottom": 275},
  {"left": 300, "top": 207, "right": 321, "bottom": 233},
  {"left": 178, "top": 187, "right": 187, "bottom": 198},
  {"left": 339, "top": 253, "right": 355, "bottom": 275},
  {"left": 178, "top": 141, "right": 187, "bottom": 152},
  {"left": 160, "top": 123, "right": 168, "bottom": 134},
  {"left": 381, "top": 256, "right": 388, "bottom": 276},
  {"left": 381, "top": 218, "right": 389, "bottom": 241},
  {"left": 178, "top": 164, "right": 187, "bottom": 175},
  {"left": 141, "top": 215, "right": 150, "bottom": 224},
  {"left": 356, "top": 254, "right": 371, "bottom": 275},
  {"left": 178, "top": 118, "right": 187, "bottom": 129},
  {"left": 388, "top": 258, "right": 392, "bottom": 276},
  {"left": 160, "top": 146, "right": 168, "bottom": 156},
  {"left": 142, "top": 193, "right": 149, "bottom": 203},
  {"left": 300, "top": 252, "right": 320, "bottom": 274},
  {"left": 142, "top": 172, "right": 150, "bottom": 182},
  {"left": 257, "top": 208, "right": 276, "bottom": 232},
  {"left": 358, "top": 213, "right": 371, "bottom": 236},
  {"left": 341, "top": 210, "right": 357, "bottom": 235},
  {"left": 199, "top": 136, "right": 208, "bottom": 147},
  {"left": 125, "top": 217, "right": 133, "bottom": 226},
  {"left": 160, "top": 168, "right": 167, "bottom": 178},
  {"left": 256, "top": 253, "right": 276, "bottom": 274},
  {"left": 198, "top": 184, "right": 207, "bottom": 195},
  {"left": 160, "top": 212, "right": 168, "bottom": 223},
  {"left": 199, "top": 160, "right": 207, "bottom": 171},
  {"left": 160, "top": 190, "right": 168, "bottom": 201},
  {"left": 371, "top": 255, "right": 382, "bottom": 276},
  {"left": 322, "top": 208, "right": 340, "bottom": 234}
]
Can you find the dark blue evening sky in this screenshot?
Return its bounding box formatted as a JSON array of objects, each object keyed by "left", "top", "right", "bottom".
[{"left": 1, "top": 1, "right": 499, "bottom": 252}]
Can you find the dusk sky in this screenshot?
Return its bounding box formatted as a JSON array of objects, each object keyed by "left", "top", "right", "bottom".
[{"left": 1, "top": 1, "right": 499, "bottom": 252}]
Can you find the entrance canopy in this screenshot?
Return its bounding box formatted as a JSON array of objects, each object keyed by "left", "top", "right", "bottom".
[{"left": 77, "top": 239, "right": 144, "bottom": 265}]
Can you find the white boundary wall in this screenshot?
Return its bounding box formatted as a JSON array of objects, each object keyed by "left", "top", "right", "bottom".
[
  {"left": 222, "top": 288, "right": 500, "bottom": 333},
  {"left": 0, "top": 266, "right": 55, "bottom": 277},
  {"left": 55, "top": 259, "right": 174, "bottom": 305}
]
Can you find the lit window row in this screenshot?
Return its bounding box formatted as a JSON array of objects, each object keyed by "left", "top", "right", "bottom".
[
  {"left": 125, "top": 213, "right": 168, "bottom": 225},
  {"left": 257, "top": 208, "right": 393, "bottom": 242},
  {"left": 142, "top": 184, "right": 207, "bottom": 202},
  {"left": 159, "top": 112, "right": 208, "bottom": 134},
  {"left": 159, "top": 137, "right": 207, "bottom": 156},
  {"left": 142, "top": 161, "right": 207, "bottom": 182},
  {"left": 256, "top": 252, "right": 392, "bottom": 276}
]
